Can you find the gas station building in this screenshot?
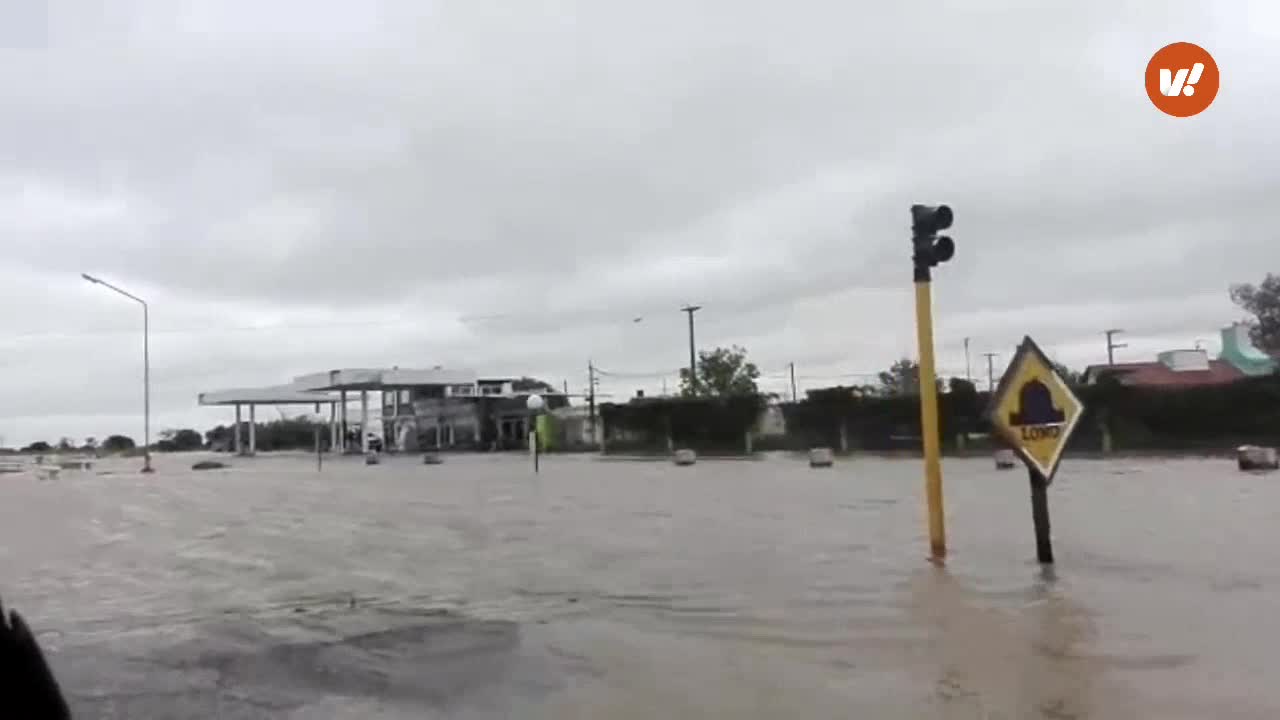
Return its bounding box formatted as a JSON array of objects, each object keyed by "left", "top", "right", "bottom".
[{"left": 198, "top": 367, "right": 568, "bottom": 455}]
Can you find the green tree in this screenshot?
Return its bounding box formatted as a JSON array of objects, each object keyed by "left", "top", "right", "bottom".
[
  {"left": 877, "top": 358, "right": 943, "bottom": 396},
  {"left": 21, "top": 441, "right": 52, "bottom": 454},
  {"left": 57, "top": 437, "right": 75, "bottom": 452},
  {"left": 157, "top": 428, "right": 204, "bottom": 452},
  {"left": 1230, "top": 273, "right": 1280, "bottom": 353},
  {"left": 82, "top": 437, "right": 98, "bottom": 452},
  {"left": 512, "top": 377, "right": 555, "bottom": 392},
  {"left": 199, "top": 418, "right": 338, "bottom": 453},
  {"left": 173, "top": 429, "right": 204, "bottom": 450},
  {"left": 1051, "top": 361, "right": 1082, "bottom": 386},
  {"left": 679, "top": 345, "right": 761, "bottom": 397},
  {"left": 101, "top": 435, "right": 136, "bottom": 453},
  {"left": 947, "top": 377, "right": 982, "bottom": 433},
  {"left": 204, "top": 425, "right": 230, "bottom": 450},
  {"left": 509, "top": 378, "right": 568, "bottom": 410},
  {"left": 878, "top": 358, "right": 915, "bottom": 395}
]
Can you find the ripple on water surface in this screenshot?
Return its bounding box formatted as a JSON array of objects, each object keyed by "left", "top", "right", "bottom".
[{"left": 0, "top": 452, "right": 1276, "bottom": 718}]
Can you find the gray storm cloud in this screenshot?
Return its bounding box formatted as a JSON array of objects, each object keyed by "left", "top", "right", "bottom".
[{"left": 1, "top": 0, "right": 1276, "bottom": 443}]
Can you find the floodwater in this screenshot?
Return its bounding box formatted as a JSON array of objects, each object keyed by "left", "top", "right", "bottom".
[{"left": 1, "top": 452, "right": 1277, "bottom": 718}]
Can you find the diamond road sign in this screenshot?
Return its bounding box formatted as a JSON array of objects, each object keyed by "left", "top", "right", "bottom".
[{"left": 986, "top": 336, "right": 1084, "bottom": 483}]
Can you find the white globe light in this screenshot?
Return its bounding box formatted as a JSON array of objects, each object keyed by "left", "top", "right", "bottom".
[{"left": 526, "top": 394, "right": 545, "bottom": 411}]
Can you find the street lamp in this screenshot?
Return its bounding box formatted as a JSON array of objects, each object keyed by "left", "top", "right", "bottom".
[
  {"left": 526, "top": 393, "right": 544, "bottom": 473},
  {"left": 82, "top": 273, "right": 153, "bottom": 473}
]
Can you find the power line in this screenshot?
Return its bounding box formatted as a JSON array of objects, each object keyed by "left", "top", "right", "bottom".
[
  {"left": 794, "top": 375, "right": 879, "bottom": 382},
  {"left": 594, "top": 367, "right": 682, "bottom": 379}
]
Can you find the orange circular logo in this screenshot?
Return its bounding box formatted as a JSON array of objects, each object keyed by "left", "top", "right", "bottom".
[{"left": 1146, "top": 42, "right": 1218, "bottom": 117}]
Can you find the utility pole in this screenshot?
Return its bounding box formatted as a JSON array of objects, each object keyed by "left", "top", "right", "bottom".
[
  {"left": 587, "top": 361, "right": 597, "bottom": 442},
  {"left": 789, "top": 362, "right": 798, "bottom": 402},
  {"left": 1105, "top": 329, "right": 1127, "bottom": 365},
  {"left": 983, "top": 352, "right": 999, "bottom": 391},
  {"left": 963, "top": 337, "right": 972, "bottom": 383},
  {"left": 680, "top": 305, "right": 701, "bottom": 394}
]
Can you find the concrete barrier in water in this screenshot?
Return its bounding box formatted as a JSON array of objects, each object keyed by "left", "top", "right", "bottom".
[
  {"left": 1237, "top": 445, "right": 1278, "bottom": 471},
  {"left": 808, "top": 447, "right": 834, "bottom": 468},
  {"left": 422, "top": 453, "right": 443, "bottom": 465},
  {"left": 994, "top": 449, "right": 1017, "bottom": 470},
  {"left": 365, "top": 452, "right": 381, "bottom": 465},
  {"left": 673, "top": 449, "right": 697, "bottom": 466}
]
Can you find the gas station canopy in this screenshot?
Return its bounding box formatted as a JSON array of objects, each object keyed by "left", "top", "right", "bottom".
[{"left": 197, "top": 385, "right": 337, "bottom": 406}]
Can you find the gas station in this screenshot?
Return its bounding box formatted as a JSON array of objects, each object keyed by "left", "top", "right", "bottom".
[
  {"left": 198, "top": 366, "right": 485, "bottom": 456},
  {"left": 196, "top": 385, "right": 339, "bottom": 456}
]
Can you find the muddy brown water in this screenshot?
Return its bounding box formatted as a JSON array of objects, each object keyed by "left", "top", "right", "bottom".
[{"left": 1, "top": 452, "right": 1276, "bottom": 718}]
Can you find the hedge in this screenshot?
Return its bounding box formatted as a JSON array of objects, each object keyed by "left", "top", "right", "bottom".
[
  {"left": 598, "top": 374, "right": 1280, "bottom": 453},
  {"left": 599, "top": 395, "right": 766, "bottom": 452}
]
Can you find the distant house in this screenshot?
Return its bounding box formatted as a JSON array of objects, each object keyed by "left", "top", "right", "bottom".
[
  {"left": 387, "top": 377, "right": 569, "bottom": 451},
  {"left": 1082, "top": 348, "right": 1243, "bottom": 388},
  {"left": 549, "top": 404, "right": 596, "bottom": 449}
]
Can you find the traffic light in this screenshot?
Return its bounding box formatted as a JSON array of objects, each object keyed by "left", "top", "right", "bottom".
[
  {"left": 908, "top": 202, "right": 955, "bottom": 559},
  {"left": 911, "top": 204, "right": 955, "bottom": 281}
]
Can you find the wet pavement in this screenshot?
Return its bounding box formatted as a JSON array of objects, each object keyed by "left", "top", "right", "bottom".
[{"left": 1, "top": 452, "right": 1277, "bottom": 718}]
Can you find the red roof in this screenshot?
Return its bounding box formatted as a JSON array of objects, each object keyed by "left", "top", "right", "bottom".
[{"left": 1084, "top": 360, "right": 1244, "bottom": 388}]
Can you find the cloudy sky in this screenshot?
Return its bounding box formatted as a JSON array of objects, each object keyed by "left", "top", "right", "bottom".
[{"left": 1, "top": 0, "right": 1276, "bottom": 446}]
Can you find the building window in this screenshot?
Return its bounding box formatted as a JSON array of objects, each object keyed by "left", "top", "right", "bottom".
[
  {"left": 451, "top": 384, "right": 476, "bottom": 396},
  {"left": 413, "top": 386, "right": 445, "bottom": 401}
]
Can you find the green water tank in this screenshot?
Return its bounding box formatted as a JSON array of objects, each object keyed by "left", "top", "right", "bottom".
[{"left": 1219, "top": 323, "right": 1277, "bottom": 377}]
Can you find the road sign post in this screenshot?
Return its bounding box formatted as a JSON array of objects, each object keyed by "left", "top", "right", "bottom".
[
  {"left": 986, "top": 336, "right": 1084, "bottom": 565},
  {"left": 1029, "top": 468, "right": 1053, "bottom": 563}
]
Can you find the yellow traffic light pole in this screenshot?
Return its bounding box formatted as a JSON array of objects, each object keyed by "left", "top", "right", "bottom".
[
  {"left": 914, "top": 280, "right": 946, "bottom": 559},
  {"left": 910, "top": 203, "right": 954, "bottom": 562}
]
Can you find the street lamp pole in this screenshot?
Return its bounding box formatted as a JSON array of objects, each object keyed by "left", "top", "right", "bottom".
[
  {"left": 526, "top": 394, "right": 545, "bottom": 473},
  {"left": 82, "top": 273, "right": 153, "bottom": 473}
]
